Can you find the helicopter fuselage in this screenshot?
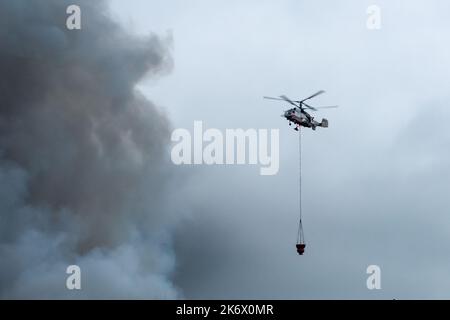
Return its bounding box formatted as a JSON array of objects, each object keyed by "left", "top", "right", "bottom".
[{"left": 284, "top": 108, "right": 326, "bottom": 130}]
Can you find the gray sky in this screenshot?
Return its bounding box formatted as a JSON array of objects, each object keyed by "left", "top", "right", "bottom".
[
  {"left": 1, "top": 0, "right": 449, "bottom": 299},
  {"left": 110, "top": 0, "right": 450, "bottom": 299}
]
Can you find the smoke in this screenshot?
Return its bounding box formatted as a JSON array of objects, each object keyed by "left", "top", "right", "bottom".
[{"left": 0, "top": 0, "right": 179, "bottom": 298}]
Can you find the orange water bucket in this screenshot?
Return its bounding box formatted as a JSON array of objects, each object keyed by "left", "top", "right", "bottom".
[{"left": 296, "top": 244, "right": 306, "bottom": 255}]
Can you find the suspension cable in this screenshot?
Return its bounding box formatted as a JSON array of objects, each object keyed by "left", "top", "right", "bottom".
[{"left": 297, "top": 128, "right": 305, "bottom": 244}]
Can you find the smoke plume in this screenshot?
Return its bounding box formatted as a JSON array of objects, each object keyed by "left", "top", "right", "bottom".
[{"left": 0, "top": 0, "right": 178, "bottom": 298}]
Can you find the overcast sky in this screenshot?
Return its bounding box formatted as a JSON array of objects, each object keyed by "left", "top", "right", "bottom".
[
  {"left": 2, "top": 0, "right": 449, "bottom": 299},
  {"left": 108, "top": 0, "right": 450, "bottom": 299}
]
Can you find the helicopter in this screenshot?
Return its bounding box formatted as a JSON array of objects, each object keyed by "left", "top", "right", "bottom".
[{"left": 264, "top": 90, "right": 338, "bottom": 131}]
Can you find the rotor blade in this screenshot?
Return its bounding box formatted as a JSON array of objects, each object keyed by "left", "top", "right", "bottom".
[
  {"left": 315, "top": 105, "right": 339, "bottom": 109},
  {"left": 263, "top": 96, "right": 286, "bottom": 101},
  {"left": 302, "top": 102, "right": 317, "bottom": 111},
  {"left": 279, "top": 95, "right": 299, "bottom": 107},
  {"left": 300, "top": 90, "right": 325, "bottom": 102}
]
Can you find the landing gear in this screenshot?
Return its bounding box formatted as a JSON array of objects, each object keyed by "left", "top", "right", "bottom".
[{"left": 289, "top": 122, "right": 291, "bottom": 126}]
